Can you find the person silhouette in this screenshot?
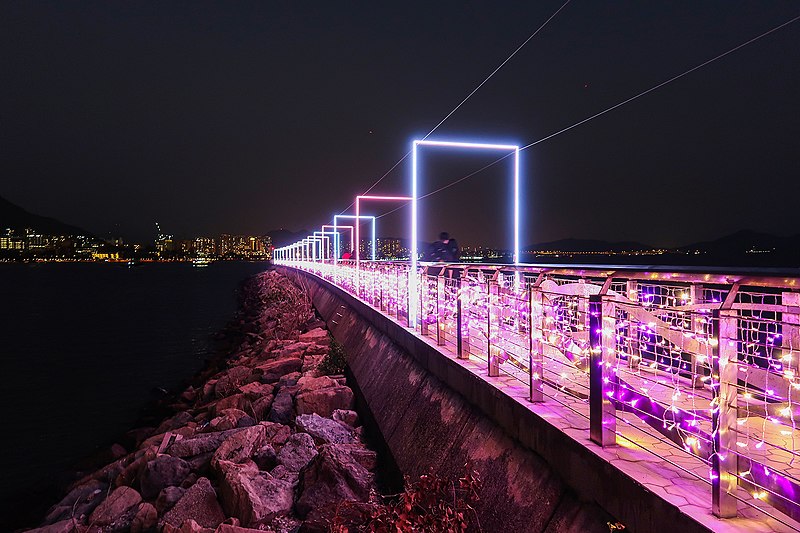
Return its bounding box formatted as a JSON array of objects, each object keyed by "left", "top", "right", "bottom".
[{"left": 429, "top": 232, "right": 460, "bottom": 262}]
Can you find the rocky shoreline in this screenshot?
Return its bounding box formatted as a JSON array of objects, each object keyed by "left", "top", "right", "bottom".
[{"left": 27, "top": 270, "right": 382, "bottom": 533}]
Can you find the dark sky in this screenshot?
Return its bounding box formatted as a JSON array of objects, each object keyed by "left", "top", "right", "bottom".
[{"left": 1, "top": 1, "right": 798, "bottom": 248}]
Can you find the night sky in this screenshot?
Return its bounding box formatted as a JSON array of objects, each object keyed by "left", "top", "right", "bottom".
[{"left": 1, "top": 2, "right": 798, "bottom": 248}]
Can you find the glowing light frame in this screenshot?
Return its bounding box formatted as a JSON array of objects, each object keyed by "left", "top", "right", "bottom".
[
  {"left": 409, "top": 139, "right": 520, "bottom": 325},
  {"left": 355, "top": 195, "right": 413, "bottom": 265},
  {"left": 312, "top": 231, "right": 333, "bottom": 261},
  {"left": 334, "top": 214, "right": 376, "bottom": 261},
  {"left": 322, "top": 224, "right": 354, "bottom": 262}
]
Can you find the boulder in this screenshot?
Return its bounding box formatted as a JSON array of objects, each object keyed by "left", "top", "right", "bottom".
[
  {"left": 267, "top": 389, "right": 295, "bottom": 425},
  {"left": 277, "top": 372, "right": 301, "bottom": 388},
  {"left": 43, "top": 479, "right": 107, "bottom": 524},
  {"left": 252, "top": 444, "right": 277, "bottom": 471},
  {"left": 156, "top": 486, "right": 185, "bottom": 515},
  {"left": 154, "top": 411, "right": 194, "bottom": 435},
  {"left": 206, "top": 408, "right": 252, "bottom": 432},
  {"left": 295, "top": 385, "right": 354, "bottom": 418},
  {"left": 167, "top": 427, "right": 248, "bottom": 458},
  {"left": 130, "top": 502, "right": 158, "bottom": 533},
  {"left": 260, "top": 421, "right": 291, "bottom": 446},
  {"left": 140, "top": 455, "right": 191, "bottom": 499},
  {"left": 255, "top": 358, "right": 303, "bottom": 383},
  {"left": 211, "top": 425, "right": 266, "bottom": 470},
  {"left": 115, "top": 446, "right": 157, "bottom": 487},
  {"left": 161, "top": 519, "right": 213, "bottom": 533},
  {"left": 213, "top": 393, "right": 249, "bottom": 414},
  {"left": 296, "top": 413, "right": 357, "bottom": 445},
  {"left": 215, "top": 366, "right": 253, "bottom": 398},
  {"left": 332, "top": 409, "right": 359, "bottom": 427},
  {"left": 88, "top": 486, "right": 142, "bottom": 530},
  {"left": 216, "top": 461, "right": 294, "bottom": 527},
  {"left": 295, "top": 444, "right": 375, "bottom": 518},
  {"left": 250, "top": 395, "right": 273, "bottom": 421},
  {"left": 161, "top": 477, "right": 225, "bottom": 529},
  {"left": 299, "top": 328, "right": 327, "bottom": 343},
  {"left": 237, "top": 382, "right": 273, "bottom": 401},
  {"left": 276, "top": 432, "right": 318, "bottom": 472}
]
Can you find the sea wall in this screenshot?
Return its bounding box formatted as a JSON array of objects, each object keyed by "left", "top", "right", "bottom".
[{"left": 280, "top": 266, "right": 715, "bottom": 533}]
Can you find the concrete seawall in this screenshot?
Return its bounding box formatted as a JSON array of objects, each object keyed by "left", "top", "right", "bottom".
[{"left": 279, "top": 267, "right": 720, "bottom": 533}]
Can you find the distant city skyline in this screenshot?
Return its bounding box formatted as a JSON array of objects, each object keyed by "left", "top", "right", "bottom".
[{"left": 1, "top": 3, "right": 798, "bottom": 248}]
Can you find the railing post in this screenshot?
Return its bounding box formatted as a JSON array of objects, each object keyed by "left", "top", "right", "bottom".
[
  {"left": 530, "top": 285, "right": 544, "bottom": 402},
  {"left": 437, "top": 274, "right": 446, "bottom": 346},
  {"left": 625, "top": 280, "right": 640, "bottom": 370},
  {"left": 488, "top": 279, "right": 500, "bottom": 377},
  {"left": 420, "top": 273, "right": 429, "bottom": 336},
  {"left": 457, "top": 277, "right": 470, "bottom": 359},
  {"left": 711, "top": 308, "right": 738, "bottom": 518},
  {"left": 589, "top": 294, "right": 616, "bottom": 447}
]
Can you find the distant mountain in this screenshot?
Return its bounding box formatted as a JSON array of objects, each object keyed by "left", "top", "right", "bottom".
[
  {"left": 0, "top": 195, "right": 89, "bottom": 236},
  {"left": 677, "top": 229, "right": 800, "bottom": 254},
  {"left": 527, "top": 238, "right": 652, "bottom": 252}
]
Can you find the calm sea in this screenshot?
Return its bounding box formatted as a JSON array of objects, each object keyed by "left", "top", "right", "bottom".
[{"left": 0, "top": 261, "right": 268, "bottom": 517}]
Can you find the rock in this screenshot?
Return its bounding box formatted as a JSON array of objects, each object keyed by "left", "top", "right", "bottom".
[
  {"left": 295, "top": 385, "right": 354, "bottom": 418},
  {"left": 110, "top": 443, "right": 128, "bottom": 459},
  {"left": 161, "top": 519, "right": 213, "bottom": 533},
  {"left": 274, "top": 342, "right": 310, "bottom": 359},
  {"left": 44, "top": 479, "right": 107, "bottom": 524},
  {"left": 211, "top": 425, "right": 266, "bottom": 470},
  {"left": 130, "top": 502, "right": 158, "bottom": 533},
  {"left": 213, "top": 393, "right": 249, "bottom": 414},
  {"left": 156, "top": 486, "right": 185, "bottom": 515},
  {"left": 25, "top": 518, "right": 84, "bottom": 533},
  {"left": 252, "top": 444, "right": 277, "bottom": 471},
  {"left": 250, "top": 395, "right": 273, "bottom": 421},
  {"left": 260, "top": 421, "right": 291, "bottom": 445},
  {"left": 217, "top": 460, "right": 294, "bottom": 527},
  {"left": 167, "top": 427, "right": 248, "bottom": 458},
  {"left": 296, "top": 413, "right": 357, "bottom": 445},
  {"left": 140, "top": 455, "right": 191, "bottom": 499},
  {"left": 115, "top": 446, "right": 157, "bottom": 487},
  {"left": 237, "top": 382, "right": 273, "bottom": 401},
  {"left": 154, "top": 411, "right": 194, "bottom": 435},
  {"left": 161, "top": 477, "right": 225, "bottom": 529},
  {"left": 277, "top": 372, "right": 301, "bottom": 388},
  {"left": 88, "top": 486, "right": 142, "bottom": 530},
  {"left": 269, "top": 464, "right": 300, "bottom": 487},
  {"left": 276, "top": 432, "right": 318, "bottom": 472},
  {"left": 255, "top": 358, "right": 303, "bottom": 383},
  {"left": 215, "top": 366, "right": 253, "bottom": 398},
  {"left": 184, "top": 452, "right": 213, "bottom": 475},
  {"left": 295, "top": 444, "right": 375, "bottom": 518},
  {"left": 202, "top": 380, "right": 218, "bottom": 402},
  {"left": 298, "top": 328, "right": 327, "bottom": 343},
  {"left": 332, "top": 409, "right": 359, "bottom": 427},
  {"left": 215, "top": 524, "right": 270, "bottom": 533},
  {"left": 139, "top": 425, "right": 197, "bottom": 450},
  {"left": 267, "top": 389, "right": 295, "bottom": 425},
  {"left": 206, "top": 408, "right": 252, "bottom": 432}
]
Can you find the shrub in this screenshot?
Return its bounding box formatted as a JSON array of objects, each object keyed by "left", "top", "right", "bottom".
[
  {"left": 330, "top": 464, "right": 482, "bottom": 532},
  {"left": 318, "top": 336, "right": 348, "bottom": 375}
]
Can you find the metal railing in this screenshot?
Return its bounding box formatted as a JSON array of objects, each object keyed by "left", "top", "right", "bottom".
[{"left": 276, "top": 257, "right": 800, "bottom": 527}]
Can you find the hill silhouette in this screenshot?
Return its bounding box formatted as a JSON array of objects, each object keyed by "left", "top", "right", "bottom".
[{"left": 0, "top": 195, "right": 89, "bottom": 236}]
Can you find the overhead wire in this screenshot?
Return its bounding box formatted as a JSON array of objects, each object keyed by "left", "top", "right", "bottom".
[
  {"left": 373, "top": 11, "right": 800, "bottom": 221},
  {"left": 334, "top": 0, "right": 573, "bottom": 218}
]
